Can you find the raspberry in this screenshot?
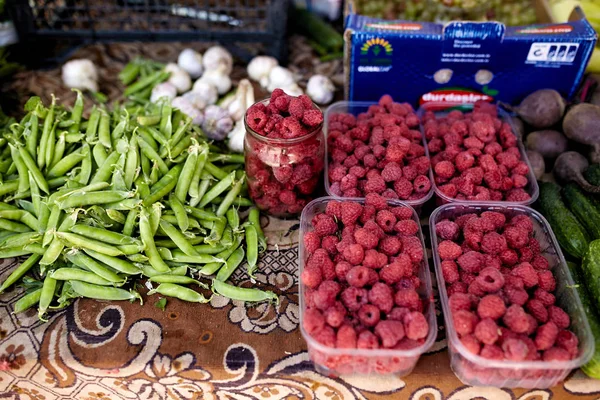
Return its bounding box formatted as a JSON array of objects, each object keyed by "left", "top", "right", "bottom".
[
  {"left": 352, "top": 229, "right": 376, "bottom": 251},
  {"left": 525, "top": 299, "right": 548, "bottom": 324},
  {"left": 457, "top": 251, "right": 483, "bottom": 273},
  {"left": 454, "top": 151, "right": 474, "bottom": 172},
  {"left": 391, "top": 178, "right": 411, "bottom": 200},
  {"left": 380, "top": 162, "right": 402, "bottom": 182},
  {"left": 385, "top": 142, "right": 408, "bottom": 163},
  {"left": 449, "top": 292, "right": 474, "bottom": 312},
  {"left": 380, "top": 257, "right": 411, "bottom": 284},
  {"left": 303, "top": 308, "right": 326, "bottom": 336},
  {"left": 363, "top": 220, "right": 385, "bottom": 239},
  {"left": 368, "top": 282, "right": 394, "bottom": 313},
  {"left": 519, "top": 246, "right": 534, "bottom": 263},
  {"left": 360, "top": 205, "right": 377, "bottom": 225},
  {"left": 341, "top": 202, "right": 363, "bottom": 226},
  {"left": 314, "top": 215, "right": 337, "bottom": 237},
  {"left": 366, "top": 268, "right": 379, "bottom": 286},
  {"left": 483, "top": 254, "right": 502, "bottom": 270},
  {"left": 341, "top": 286, "right": 368, "bottom": 311},
  {"left": 362, "top": 194, "right": 386, "bottom": 211},
  {"left": 373, "top": 144, "right": 386, "bottom": 159},
  {"left": 308, "top": 249, "right": 336, "bottom": 280},
  {"left": 481, "top": 232, "right": 507, "bottom": 255},
  {"left": 328, "top": 164, "right": 347, "bottom": 183},
  {"left": 303, "top": 231, "right": 320, "bottom": 255},
  {"left": 478, "top": 294, "right": 506, "bottom": 320},
  {"left": 313, "top": 280, "right": 341, "bottom": 310},
  {"left": 499, "top": 249, "right": 519, "bottom": 266},
  {"left": 375, "top": 210, "right": 397, "bottom": 233},
  {"left": 502, "top": 338, "right": 529, "bottom": 361},
  {"left": 402, "top": 165, "right": 418, "bottom": 181},
  {"left": 336, "top": 324, "right": 357, "bottom": 348},
  {"left": 468, "top": 280, "right": 487, "bottom": 297},
  {"left": 548, "top": 306, "right": 570, "bottom": 329},
  {"left": 394, "top": 288, "right": 421, "bottom": 311},
  {"left": 439, "top": 240, "right": 462, "bottom": 260},
  {"left": 323, "top": 301, "right": 345, "bottom": 328},
  {"left": 358, "top": 304, "right": 381, "bottom": 327},
  {"left": 476, "top": 267, "right": 505, "bottom": 292},
  {"left": 343, "top": 244, "right": 365, "bottom": 265},
  {"left": 535, "top": 321, "right": 559, "bottom": 350},
  {"left": 556, "top": 330, "right": 579, "bottom": 356},
  {"left": 531, "top": 255, "right": 549, "bottom": 271},
  {"left": 375, "top": 320, "right": 405, "bottom": 348},
  {"left": 363, "top": 249, "right": 387, "bottom": 269},
  {"left": 281, "top": 116, "right": 305, "bottom": 139},
  {"left": 511, "top": 263, "right": 538, "bottom": 288},
  {"left": 335, "top": 261, "right": 352, "bottom": 282},
  {"left": 393, "top": 220, "right": 417, "bottom": 237},
  {"left": 503, "top": 286, "right": 528, "bottom": 306},
  {"left": 442, "top": 260, "right": 460, "bottom": 283},
  {"left": 453, "top": 310, "right": 479, "bottom": 335},
  {"left": 543, "top": 347, "right": 571, "bottom": 361},
  {"left": 503, "top": 305, "right": 530, "bottom": 333},
  {"left": 403, "top": 236, "right": 424, "bottom": 263},
  {"left": 314, "top": 326, "right": 336, "bottom": 347},
  {"left": 480, "top": 344, "right": 504, "bottom": 360},
  {"left": 434, "top": 220, "right": 458, "bottom": 241},
  {"left": 437, "top": 183, "right": 457, "bottom": 199},
  {"left": 379, "top": 236, "right": 402, "bottom": 256},
  {"left": 460, "top": 334, "right": 481, "bottom": 355},
  {"left": 287, "top": 97, "right": 305, "bottom": 119},
  {"left": 512, "top": 174, "right": 528, "bottom": 189},
  {"left": 345, "top": 266, "right": 369, "bottom": 288},
  {"left": 357, "top": 330, "right": 379, "bottom": 349},
  {"left": 340, "top": 174, "right": 358, "bottom": 192},
  {"left": 321, "top": 236, "right": 339, "bottom": 255},
  {"left": 538, "top": 270, "right": 556, "bottom": 292},
  {"left": 365, "top": 174, "right": 387, "bottom": 194},
  {"left": 448, "top": 281, "right": 468, "bottom": 296},
  {"left": 301, "top": 266, "right": 322, "bottom": 289},
  {"left": 403, "top": 311, "right": 429, "bottom": 340},
  {"left": 534, "top": 289, "right": 555, "bottom": 307},
  {"left": 506, "top": 188, "right": 531, "bottom": 202},
  {"left": 303, "top": 109, "right": 324, "bottom": 127},
  {"left": 434, "top": 161, "right": 455, "bottom": 179},
  {"left": 474, "top": 318, "right": 500, "bottom": 345}
]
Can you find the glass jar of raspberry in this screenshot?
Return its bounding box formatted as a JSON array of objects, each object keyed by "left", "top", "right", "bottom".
[{"left": 244, "top": 91, "right": 325, "bottom": 218}]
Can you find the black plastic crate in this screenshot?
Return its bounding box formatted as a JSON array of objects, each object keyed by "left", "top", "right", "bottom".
[{"left": 6, "top": 0, "right": 288, "bottom": 63}]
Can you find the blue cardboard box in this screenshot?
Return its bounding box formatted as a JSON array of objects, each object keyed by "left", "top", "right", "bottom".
[{"left": 344, "top": 7, "right": 597, "bottom": 109}]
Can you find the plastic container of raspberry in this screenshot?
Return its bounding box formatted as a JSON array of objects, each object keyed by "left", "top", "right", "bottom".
[
  {"left": 324, "top": 101, "right": 435, "bottom": 213},
  {"left": 429, "top": 203, "right": 594, "bottom": 389},
  {"left": 299, "top": 196, "right": 437, "bottom": 377},
  {"left": 417, "top": 106, "right": 539, "bottom": 207}
]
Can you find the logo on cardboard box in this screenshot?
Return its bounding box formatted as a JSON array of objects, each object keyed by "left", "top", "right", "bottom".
[
  {"left": 358, "top": 37, "right": 393, "bottom": 72},
  {"left": 419, "top": 88, "right": 493, "bottom": 111}
]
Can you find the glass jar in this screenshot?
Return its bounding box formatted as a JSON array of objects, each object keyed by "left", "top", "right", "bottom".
[{"left": 244, "top": 99, "right": 325, "bottom": 218}]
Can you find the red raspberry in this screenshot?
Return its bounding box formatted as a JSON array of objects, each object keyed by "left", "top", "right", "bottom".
[
  {"left": 449, "top": 292, "right": 474, "bottom": 312},
  {"left": 500, "top": 249, "right": 519, "bottom": 266},
  {"left": 556, "top": 330, "right": 579, "bottom": 357},
  {"left": 373, "top": 144, "right": 386, "bottom": 159},
  {"left": 403, "top": 311, "right": 429, "bottom": 340},
  {"left": 448, "top": 281, "right": 468, "bottom": 296},
  {"left": 363, "top": 249, "right": 387, "bottom": 269},
  {"left": 341, "top": 202, "right": 363, "bottom": 226},
  {"left": 379, "top": 236, "right": 402, "bottom": 256},
  {"left": 503, "top": 286, "right": 528, "bottom": 306},
  {"left": 303, "top": 308, "right": 326, "bottom": 335},
  {"left": 321, "top": 236, "right": 339, "bottom": 256},
  {"left": 512, "top": 174, "right": 528, "bottom": 189},
  {"left": 497, "top": 152, "right": 519, "bottom": 169},
  {"left": 548, "top": 306, "right": 570, "bottom": 329},
  {"left": 343, "top": 244, "right": 365, "bottom": 265},
  {"left": 346, "top": 266, "right": 370, "bottom": 288},
  {"left": 502, "top": 337, "right": 529, "bottom": 361},
  {"left": 474, "top": 318, "right": 500, "bottom": 345},
  {"left": 287, "top": 97, "right": 305, "bottom": 119},
  {"left": 336, "top": 324, "right": 357, "bottom": 348},
  {"left": 376, "top": 210, "right": 397, "bottom": 233},
  {"left": 328, "top": 164, "right": 347, "bottom": 183},
  {"left": 535, "top": 321, "right": 559, "bottom": 351},
  {"left": 360, "top": 205, "right": 377, "bottom": 225},
  {"left": 538, "top": 270, "right": 556, "bottom": 292},
  {"left": 303, "top": 109, "right": 324, "bottom": 127},
  {"left": 442, "top": 260, "right": 460, "bottom": 283},
  {"left": 506, "top": 188, "right": 531, "bottom": 202},
  {"left": 503, "top": 305, "right": 530, "bottom": 333},
  {"left": 335, "top": 261, "right": 352, "bottom": 282},
  {"left": 477, "top": 294, "right": 506, "bottom": 320},
  {"left": 394, "top": 288, "right": 421, "bottom": 310},
  {"left": 475, "top": 267, "right": 505, "bottom": 293},
  {"left": 308, "top": 249, "right": 335, "bottom": 280},
  {"left": 526, "top": 299, "right": 549, "bottom": 323},
  {"left": 304, "top": 231, "right": 320, "bottom": 255},
  {"left": 363, "top": 194, "right": 386, "bottom": 211},
  {"left": 533, "top": 289, "right": 555, "bottom": 307},
  {"left": 313, "top": 326, "right": 336, "bottom": 347},
  {"left": 363, "top": 220, "right": 385, "bottom": 239},
  {"left": 314, "top": 215, "right": 337, "bottom": 237},
  {"left": 402, "top": 165, "right": 418, "bottom": 181},
  {"left": 460, "top": 334, "right": 481, "bottom": 355},
  {"left": 457, "top": 251, "right": 483, "bottom": 273},
  {"left": 531, "top": 255, "right": 549, "bottom": 270},
  {"left": 366, "top": 268, "right": 379, "bottom": 286},
  {"left": 392, "top": 178, "right": 412, "bottom": 200},
  {"left": 453, "top": 310, "right": 479, "bottom": 335},
  {"left": 353, "top": 228, "right": 378, "bottom": 250},
  {"left": 375, "top": 320, "right": 405, "bottom": 348},
  {"left": 411, "top": 175, "right": 430, "bottom": 195},
  {"left": 481, "top": 344, "right": 504, "bottom": 360},
  {"left": 381, "top": 162, "right": 403, "bottom": 182},
  {"left": 471, "top": 121, "right": 495, "bottom": 143},
  {"left": 340, "top": 174, "right": 358, "bottom": 192},
  {"left": 389, "top": 207, "right": 411, "bottom": 221},
  {"left": 380, "top": 256, "right": 411, "bottom": 284},
  {"left": 313, "top": 280, "right": 341, "bottom": 310},
  {"left": 368, "top": 282, "right": 394, "bottom": 313},
  {"left": 434, "top": 220, "right": 457, "bottom": 241},
  {"left": 512, "top": 263, "right": 538, "bottom": 288},
  {"left": 386, "top": 141, "right": 409, "bottom": 163},
  {"left": 404, "top": 235, "right": 424, "bottom": 263},
  {"left": 357, "top": 330, "right": 379, "bottom": 349},
  {"left": 543, "top": 347, "right": 571, "bottom": 361},
  {"left": 301, "top": 266, "right": 322, "bottom": 289},
  {"left": 358, "top": 304, "right": 381, "bottom": 327},
  {"left": 437, "top": 183, "right": 457, "bottom": 199},
  {"left": 434, "top": 161, "right": 455, "bottom": 179},
  {"left": 387, "top": 307, "right": 410, "bottom": 322},
  {"left": 365, "top": 174, "right": 387, "bottom": 194},
  {"left": 463, "top": 136, "right": 485, "bottom": 150},
  {"left": 484, "top": 142, "right": 502, "bottom": 156},
  {"left": 468, "top": 280, "right": 487, "bottom": 297},
  {"left": 341, "top": 286, "right": 368, "bottom": 311},
  {"left": 324, "top": 302, "right": 346, "bottom": 328},
  {"left": 393, "top": 220, "right": 418, "bottom": 237},
  {"left": 349, "top": 165, "right": 366, "bottom": 179},
  {"left": 454, "top": 151, "right": 474, "bottom": 172},
  {"left": 438, "top": 240, "right": 462, "bottom": 260},
  {"left": 481, "top": 232, "right": 507, "bottom": 255},
  {"left": 519, "top": 246, "right": 534, "bottom": 263}
]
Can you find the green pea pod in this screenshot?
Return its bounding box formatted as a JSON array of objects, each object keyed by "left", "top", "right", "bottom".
[
  {"left": 70, "top": 224, "right": 141, "bottom": 246},
  {"left": 159, "top": 103, "right": 172, "bottom": 138},
  {"left": 91, "top": 151, "right": 120, "bottom": 184},
  {"left": 68, "top": 89, "right": 84, "bottom": 135},
  {"left": 77, "top": 250, "right": 140, "bottom": 278},
  {"left": 71, "top": 280, "right": 142, "bottom": 304},
  {"left": 199, "top": 234, "right": 243, "bottom": 276},
  {"left": 57, "top": 232, "right": 124, "bottom": 257},
  {"left": 51, "top": 268, "right": 116, "bottom": 286},
  {"left": 159, "top": 219, "right": 199, "bottom": 257},
  {"left": 245, "top": 224, "right": 259, "bottom": 278},
  {"left": 140, "top": 207, "right": 170, "bottom": 273},
  {"left": 138, "top": 137, "right": 169, "bottom": 175},
  {"left": 147, "top": 283, "right": 210, "bottom": 303},
  {"left": 216, "top": 174, "right": 245, "bottom": 216},
  {"left": 216, "top": 247, "right": 245, "bottom": 282},
  {"left": 86, "top": 107, "right": 101, "bottom": 144},
  {"left": 143, "top": 164, "right": 183, "bottom": 207},
  {"left": 66, "top": 250, "right": 126, "bottom": 283},
  {"left": 0, "top": 254, "right": 41, "bottom": 293},
  {"left": 198, "top": 172, "right": 235, "bottom": 208},
  {"left": 212, "top": 279, "right": 278, "bottom": 304},
  {"left": 174, "top": 143, "right": 199, "bottom": 202},
  {"left": 56, "top": 190, "right": 132, "bottom": 210},
  {"left": 122, "top": 208, "right": 138, "bottom": 237},
  {"left": 10, "top": 144, "right": 29, "bottom": 194},
  {"left": 13, "top": 288, "right": 42, "bottom": 314},
  {"left": 98, "top": 110, "right": 112, "bottom": 149},
  {"left": 150, "top": 274, "right": 208, "bottom": 288},
  {"left": 46, "top": 150, "right": 86, "bottom": 178},
  {"left": 38, "top": 275, "right": 57, "bottom": 321}
]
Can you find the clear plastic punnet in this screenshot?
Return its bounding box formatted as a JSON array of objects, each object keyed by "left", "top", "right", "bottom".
[
  {"left": 418, "top": 105, "right": 539, "bottom": 207},
  {"left": 429, "top": 203, "right": 594, "bottom": 388},
  {"left": 324, "top": 101, "right": 434, "bottom": 213},
  {"left": 299, "top": 196, "right": 437, "bottom": 377}
]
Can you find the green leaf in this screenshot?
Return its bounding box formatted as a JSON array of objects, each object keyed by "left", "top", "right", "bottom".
[
  {"left": 154, "top": 298, "right": 167, "bottom": 311},
  {"left": 24, "top": 96, "right": 41, "bottom": 112}
]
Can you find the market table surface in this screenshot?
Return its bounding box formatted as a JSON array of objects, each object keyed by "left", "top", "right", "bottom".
[{"left": 0, "top": 215, "right": 598, "bottom": 400}]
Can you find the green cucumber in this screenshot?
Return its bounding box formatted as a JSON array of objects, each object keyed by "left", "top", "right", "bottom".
[
  {"left": 537, "top": 182, "right": 590, "bottom": 259},
  {"left": 568, "top": 260, "right": 600, "bottom": 379},
  {"left": 584, "top": 164, "right": 600, "bottom": 186},
  {"left": 563, "top": 183, "right": 600, "bottom": 239}
]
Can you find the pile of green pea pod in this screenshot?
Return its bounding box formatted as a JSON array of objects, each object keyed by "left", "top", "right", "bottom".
[{"left": 0, "top": 90, "right": 277, "bottom": 321}]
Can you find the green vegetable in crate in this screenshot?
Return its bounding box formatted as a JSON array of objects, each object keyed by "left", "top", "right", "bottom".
[
  {"left": 568, "top": 260, "right": 600, "bottom": 379},
  {"left": 582, "top": 241, "right": 600, "bottom": 308},
  {"left": 584, "top": 164, "right": 600, "bottom": 187},
  {"left": 562, "top": 183, "right": 600, "bottom": 239},
  {"left": 537, "top": 182, "right": 590, "bottom": 259}
]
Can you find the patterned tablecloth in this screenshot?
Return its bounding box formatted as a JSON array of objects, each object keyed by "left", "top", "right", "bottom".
[{"left": 0, "top": 214, "right": 599, "bottom": 400}]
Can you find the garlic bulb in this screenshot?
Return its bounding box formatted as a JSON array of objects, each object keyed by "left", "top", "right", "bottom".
[
  {"left": 177, "top": 48, "right": 204, "bottom": 79},
  {"left": 171, "top": 97, "right": 203, "bottom": 125},
  {"left": 281, "top": 83, "right": 304, "bottom": 97},
  {"left": 227, "top": 121, "right": 245, "bottom": 153},
  {"left": 226, "top": 79, "right": 255, "bottom": 152},
  {"left": 182, "top": 91, "right": 207, "bottom": 111},
  {"left": 267, "top": 66, "right": 295, "bottom": 93},
  {"left": 62, "top": 59, "right": 99, "bottom": 93},
  {"left": 199, "top": 66, "right": 231, "bottom": 95},
  {"left": 191, "top": 80, "right": 218, "bottom": 106},
  {"left": 247, "top": 56, "right": 278, "bottom": 84},
  {"left": 165, "top": 63, "right": 192, "bottom": 94},
  {"left": 150, "top": 82, "right": 177, "bottom": 103},
  {"left": 203, "top": 46, "right": 233, "bottom": 76},
  {"left": 307, "top": 74, "right": 335, "bottom": 105}
]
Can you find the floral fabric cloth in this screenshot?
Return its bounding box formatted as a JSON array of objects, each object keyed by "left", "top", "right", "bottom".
[{"left": 0, "top": 215, "right": 598, "bottom": 400}]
